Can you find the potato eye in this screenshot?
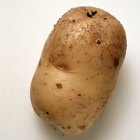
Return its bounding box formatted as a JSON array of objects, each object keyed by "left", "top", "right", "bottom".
[{"left": 87, "top": 11, "right": 97, "bottom": 18}]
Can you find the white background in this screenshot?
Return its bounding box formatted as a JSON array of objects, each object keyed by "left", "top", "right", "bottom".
[{"left": 0, "top": 0, "right": 140, "bottom": 140}]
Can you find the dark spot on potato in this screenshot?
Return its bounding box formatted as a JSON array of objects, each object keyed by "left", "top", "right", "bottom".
[
  {"left": 86, "top": 77, "right": 88, "bottom": 80},
  {"left": 67, "top": 126, "right": 71, "bottom": 129},
  {"left": 78, "top": 94, "right": 81, "bottom": 96},
  {"left": 56, "top": 83, "right": 63, "bottom": 89},
  {"left": 69, "top": 98, "right": 72, "bottom": 101},
  {"left": 69, "top": 45, "right": 73, "bottom": 49},
  {"left": 79, "top": 125, "right": 86, "bottom": 130},
  {"left": 87, "top": 11, "right": 97, "bottom": 18},
  {"left": 77, "top": 60, "right": 80, "bottom": 63},
  {"left": 96, "top": 39, "right": 101, "bottom": 44},
  {"left": 61, "top": 126, "right": 65, "bottom": 129},
  {"left": 46, "top": 112, "right": 49, "bottom": 115},
  {"left": 104, "top": 17, "right": 107, "bottom": 20},
  {"left": 114, "top": 57, "right": 119, "bottom": 68},
  {"left": 72, "top": 19, "right": 75, "bottom": 22},
  {"left": 92, "top": 10, "right": 97, "bottom": 15},
  {"left": 85, "top": 52, "right": 87, "bottom": 55},
  {"left": 38, "top": 59, "right": 41, "bottom": 66},
  {"left": 101, "top": 97, "right": 104, "bottom": 100}
]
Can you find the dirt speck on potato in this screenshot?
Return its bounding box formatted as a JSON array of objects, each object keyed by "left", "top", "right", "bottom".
[
  {"left": 67, "top": 126, "right": 71, "bottom": 129},
  {"left": 44, "top": 72, "right": 47, "bottom": 75},
  {"left": 78, "top": 94, "right": 81, "bottom": 96},
  {"left": 56, "top": 83, "right": 63, "bottom": 89},
  {"left": 79, "top": 125, "right": 86, "bottom": 130},
  {"left": 61, "top": 126, "right": 65, "bottom": 129},
  {"left": 96, "top": 39, "right": 101, "bottom": 45},
  {"left": 100, "top": 97, "right": 104, "bottom": 100},
  {"left": 86, "top": 78, "right": 89, "bottom": 80},
  {"left": 46, "top": 111, "right": 49, "bottom": 115}
]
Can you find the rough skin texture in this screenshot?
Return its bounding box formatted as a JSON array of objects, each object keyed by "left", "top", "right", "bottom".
[{"left": 30, "top": 6, "right": 127, "bottom": 135}]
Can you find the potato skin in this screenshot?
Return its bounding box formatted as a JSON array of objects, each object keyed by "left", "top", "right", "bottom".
[{"left": 30, "top": 6, "right": 127, "bottom": 135}]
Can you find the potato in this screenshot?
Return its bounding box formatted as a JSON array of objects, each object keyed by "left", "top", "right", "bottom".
[{"left": 30, "top": 6, "right": 126, "bottom": 135}]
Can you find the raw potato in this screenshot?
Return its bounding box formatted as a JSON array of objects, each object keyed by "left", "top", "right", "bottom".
[{"left": 30, "top": 6, "right": 127, "bottom": 135}]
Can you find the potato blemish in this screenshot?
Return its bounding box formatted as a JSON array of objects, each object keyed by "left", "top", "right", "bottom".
[
  {"left": 67, "top": 126, "right": 71, "bottom": 129},
  {"left": 86, "top": 11, "right": 97, "bottom": 18},
  {"left": 56, "top": 83, "right": 63, "bottom": 89},
  {"left": 79, "top": 125, "right": 86, "bottom": 130},
  {"left": 46, "top": 112, "right": 49, "bottom": 115},
  {"left": 61, "top": 126, "right": 65, "bottom": 129},
  {"left": 56, "top": 63, "right": 69, "bottom": 71},
  {"left": 96, "top": 39, "right": 101, "bottom": 45}
]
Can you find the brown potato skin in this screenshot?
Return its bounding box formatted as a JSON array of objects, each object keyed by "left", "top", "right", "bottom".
[{"left": 30, "top": 6, "right": 127, "bottom": 135}]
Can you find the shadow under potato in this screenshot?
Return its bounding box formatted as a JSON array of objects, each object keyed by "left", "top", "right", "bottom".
[{"left": 35, "top": 62, "right": 130, "bottom": 140}]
